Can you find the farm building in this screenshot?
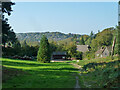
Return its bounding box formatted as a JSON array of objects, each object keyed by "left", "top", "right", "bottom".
[
  {"left": 51, "top": 52, "right": 67, "bottom": 60},
  {"left": 95, "top": 46, "right": 112, "bottom": 58},
  {"left": 77, "top": 45, "right": 90, "bottom": 53}
]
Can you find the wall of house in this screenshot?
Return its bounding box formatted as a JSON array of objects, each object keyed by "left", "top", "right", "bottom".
[{"left": 102, "top": 48, "right": 109, "bottom": 57}]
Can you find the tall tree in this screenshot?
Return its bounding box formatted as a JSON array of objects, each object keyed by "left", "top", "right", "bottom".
[
  {"left": 37, "top": 35, "right": 51, "bottom": 63},
  {"left": 2, "top": 2, "right": 16, "bottom": 47}
]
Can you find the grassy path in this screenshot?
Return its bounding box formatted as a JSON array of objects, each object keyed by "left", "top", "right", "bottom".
[
  {"left": 2, "top": 58, "right": 79, "bottom": 88},
  {"left": 70, "top": 63, "right": 82, "bottom": 88}
]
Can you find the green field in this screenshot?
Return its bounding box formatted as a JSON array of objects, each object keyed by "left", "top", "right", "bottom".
[
  {"left": 1, "top": 57, "right": 120, "bottom": 88},
  {"left": 2, "top": 58, "right": 78, "bottom": 88}
]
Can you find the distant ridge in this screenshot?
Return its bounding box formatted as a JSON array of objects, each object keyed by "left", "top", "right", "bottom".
[{"left": 16, "top": 32, "right": 82, "bottom": 42}]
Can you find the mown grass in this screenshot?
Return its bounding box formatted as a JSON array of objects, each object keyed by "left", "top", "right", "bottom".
[
  {"left": 75, "top": 56, "right": 120, "bottom": 88},
  {"left": 2, "top": 58, "right": 78, "bottom": 88}
]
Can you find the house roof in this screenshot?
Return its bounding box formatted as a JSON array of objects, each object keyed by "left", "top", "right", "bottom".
[
  {"left": 52, "top": 52, "right": 67, "bottom": 55},
  {"left": 95, "top": 48, "right": 104, "bottom": 54},
  {"left": 77, "top": 45, "right": 89, "bottom": 52},
  {"left": 95, "top": 46, "right": 112, "bottom": 54}
]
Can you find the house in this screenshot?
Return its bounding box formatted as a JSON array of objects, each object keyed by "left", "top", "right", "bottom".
[
  {"left": 77, "top": 45, "right": 90, "bottom": 53},
  {"left": 51, "top": 51, "right": 67, "bottom": 60},
  {"left": 95, "top": 46, "right": 112, "bottom": 58}
]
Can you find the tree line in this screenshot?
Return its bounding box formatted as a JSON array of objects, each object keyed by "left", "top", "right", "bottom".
[{"left": 1, "top": 2, "right": 120, "bottom": 63}]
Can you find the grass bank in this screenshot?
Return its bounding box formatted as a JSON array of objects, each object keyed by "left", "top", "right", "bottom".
[{"left": 75, "top": 57, "right": 120, "bottom": 88}]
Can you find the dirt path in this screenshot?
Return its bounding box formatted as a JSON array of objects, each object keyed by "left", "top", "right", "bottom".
[
  {"left": 51, "top": 60, "right": 82, "bottom": 88},
  {"left": 71, "top": 63, "right": 82, "bottom": 89},
  {"left": 74, "top": 76, "right": 80, "bottom": 88}
]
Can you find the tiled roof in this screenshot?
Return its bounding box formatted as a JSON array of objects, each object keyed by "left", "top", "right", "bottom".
[
  {"left": 95, "top": 48, "right": 104, "bottom": 54},
  {"left": 77, "top": 45, "right": 89, "bottom": 52}
]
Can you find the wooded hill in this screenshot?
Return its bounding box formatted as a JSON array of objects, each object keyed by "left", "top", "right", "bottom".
[{"left": 16, "top": 32, "right": 82, "bottom": 42}]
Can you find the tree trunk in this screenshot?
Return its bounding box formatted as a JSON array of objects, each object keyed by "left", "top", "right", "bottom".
[{"left": 111, "top": 37, "right": 116, "bottom": 59}]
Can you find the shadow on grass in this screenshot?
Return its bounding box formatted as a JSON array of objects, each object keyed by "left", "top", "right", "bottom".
[{"left": 2, "top": 65, "right": 77, "bottom": 88}]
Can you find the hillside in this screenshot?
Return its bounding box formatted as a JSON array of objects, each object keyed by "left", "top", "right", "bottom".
[{"left": 16, "top": 32, "right": 82, "bottom": 42}]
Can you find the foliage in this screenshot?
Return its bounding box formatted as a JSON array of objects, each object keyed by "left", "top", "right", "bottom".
[
  {"left": 64, "top": 42, "right": 77, "bottom": 58},
  {"left": 84, "top": 51, "right": 95, "bottom": 60},
  {"left": 2, "top": 2, "right": 16, "bottom": 46},
  {"left": 12, "top": 40, "right": 21, "bottom": 55},
  {"left": 82, "top": 35, "right": 89, "bottom": 42},
  {"left": 76, "top": 57, "right": 119, "bottom": 88},
  {"left": 16, "top": 32, "right": 81, "bottom": 43},
  {"left": 37, "top": 35, "right": 51, "bottom": 63},
  {"left": 49, "top": 41, "right": 57, "bottom": 53},
  {"left": 79, "top": 36, "right": 85, "bottom": 45},
  {"left": 2, "top": 17, "right": 17, "bottom": 46},
  {"left": 117, "top": 25, "right": 120, "bottom": 57},
  {"left": 2, "top": 2, "right": 15, "bottom": 15},
  {"left": 90, "top": 39, "right": 98, "bottom": 51},
  {"left": 94, "top": 28, "right": 114, "bottom": 46},
  {"left": 2, "top": 2, "right": 18, "bottom": 58},
  {"left": 85, "top": 27, "right": 115, "bottom": 56},
  {"left": 75, "top": 51, "right": 83, "bottom": 60}
]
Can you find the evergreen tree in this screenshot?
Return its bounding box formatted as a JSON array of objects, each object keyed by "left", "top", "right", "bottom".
[
  {"left": 37, "top": 35, "right": 51, "bottom": 63},
  {"left": 2, "top": 2, "right": 16, "bottom": 47}
]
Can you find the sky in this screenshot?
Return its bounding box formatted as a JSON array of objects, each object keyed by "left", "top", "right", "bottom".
[{"left": 6, "top": 2, "right": 118, "bottom": 35}]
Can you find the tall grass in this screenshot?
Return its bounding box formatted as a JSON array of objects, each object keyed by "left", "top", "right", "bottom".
[{"left": 77, "top": 57, "right": 119, "bottom": 88}]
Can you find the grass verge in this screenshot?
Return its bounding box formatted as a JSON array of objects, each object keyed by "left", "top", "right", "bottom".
[{"left": 74, "top": 57, "right": 120, "bottom": 88}]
